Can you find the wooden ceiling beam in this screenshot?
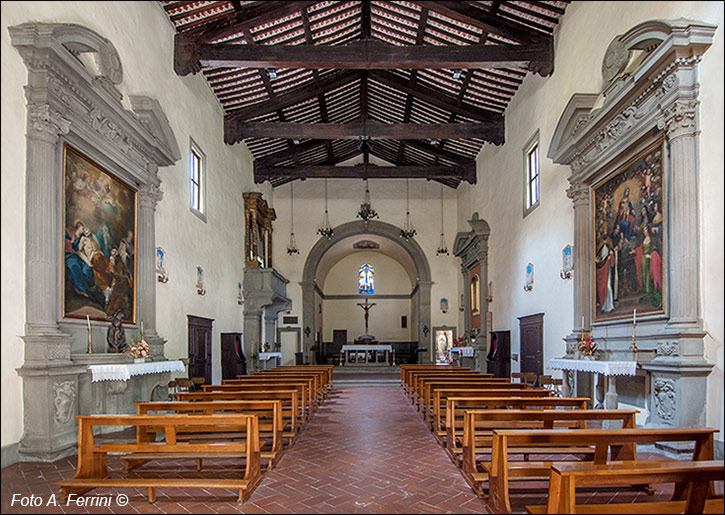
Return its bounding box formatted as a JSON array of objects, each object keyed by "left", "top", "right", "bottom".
[
  {"left": 413, "top": 1, "right": 551, "bottom": 42},
  {"left": 177, "top": 38, "right": 553, "bottom": 76},
  {"left": 225, "top": 70, "right": 359, "bottom": 124},
  {"left": 254, "top": 162, "right": 476, "bottom": 184},
  {"left": 227, "top": 120, "right": 504, "bottom": 144},
  {"left": 370, "top": 70, "right": 502, "bottom": 123}
]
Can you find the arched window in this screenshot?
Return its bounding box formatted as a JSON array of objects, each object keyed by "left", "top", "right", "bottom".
[
  {"left": 358, "top": 263, "right": 374, "bottom": 294},
  {"left": 470, "top": 274, "right": 480, "bottom": 314}
]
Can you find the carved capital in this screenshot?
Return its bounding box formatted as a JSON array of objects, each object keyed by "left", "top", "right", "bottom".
[
  {"left": 27, "top": 103, "right": 70, "bottom": 141},
  {"left": 566, "top": 182, "right": 589, "bottom": 208},
  {"left": 138, "top": 182, "right": 163, "bottom": 209},
  {"left": 657, "top": 99, "right": 698, "bottom": 140}
]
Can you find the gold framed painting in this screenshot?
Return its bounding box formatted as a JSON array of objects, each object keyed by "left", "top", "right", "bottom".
[
  {"left": 63, "top": 144, "right": 137, "bottom": 323},
  {"left": 592, "top": 138, "right": 665, "bottom": 322}
]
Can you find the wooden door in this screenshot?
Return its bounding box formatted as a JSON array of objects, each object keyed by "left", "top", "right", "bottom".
[
  {"left": 220, "top": 332, "right": 245, "bottom": 380},
  {"left": 188, "top": 315, "right": 213, "bottom": 384},
  {"left": 518, "top": 313, "right": 543, "bottom": 376},
  {"left": 487, "top": 330, "right": 511, "bottom": 378}
]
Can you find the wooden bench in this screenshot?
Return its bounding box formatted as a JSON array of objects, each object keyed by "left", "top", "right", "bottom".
[
  {"left": 266, "top": 365, "right": 334, "bottom": 393},
  {"left": 419, "top": 381, "right": 528, "bottom": 420},
  {"left": 55, "top": 414, "right": 261, "bottom": 504},
  {"left": 175, "top": 389, "right": 301, "bottom": 442},
  {"left": 406, "top": 369, "right": 482, "bottom": 400},
  {"left": 401, "top": 365, "right": 467, "bottom": 395},
  {"left": 409, "top": 371, "right": 497, "bottom": 403},
  {"left": 242, "top": 371, "right": 325, "bottom": 404},
  {"left": 441, "top": 397, "right": 590, "bottom": 462},
  {"left": 482, "top": 427, "right": 717, "bottom": 514},
  {"left": 526, "top": 460, "right": 725, "bottom": 514},
  {"left": 205, "top": 380, "right": 314, "bottom": 421},
  {"left": 135, "top": 400, "right": 283, "bottom": 470},
  {"left": 459, "top": 409, "right": 636, "bottom": 479}
]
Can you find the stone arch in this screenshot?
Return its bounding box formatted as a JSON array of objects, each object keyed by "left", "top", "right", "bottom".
[{"left": 301, "top": 220, "right": 433, "bottom": 363}]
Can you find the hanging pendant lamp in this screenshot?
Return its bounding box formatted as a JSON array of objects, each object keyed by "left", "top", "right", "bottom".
[
  {"left": 317, "top": 179, "right": 334, "bottom": 239},
  {"left": 400, "top": 179, "right": 417, "bottom": 240},
  {"left": 356, "top": 178, "right": 378, "bottom": 224},
  {"left": 287, "top": 182, "right": 299, "bottom": 255},
  {"left": 436, "top": 184, "right": 449, "bottom": 256}
]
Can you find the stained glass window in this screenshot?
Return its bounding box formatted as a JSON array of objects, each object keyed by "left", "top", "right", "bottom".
[{"left": 358, "top": 263, "right": 374, "bottom": 294}]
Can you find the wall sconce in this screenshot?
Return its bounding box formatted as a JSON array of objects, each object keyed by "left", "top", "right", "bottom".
[
  {"left": 486, "top": 281, "right": 493, "bottom": 303},
  {"left": 423, "top": 325, "right": 429, "bottom": 336},
  {"left": 196, "top": 265, "right": 206, "bottom": 296},
  {"left": 560, "top": 244, "right": 574, "bottom": 280},
  {"left": 440, "top": 298, "right": 448, "bottom": 314},
  {"left": 304, "top": 326, "right": 311, "bottom": 338},
  {"left": 523, "top": 262, "right": 534, "bottom": 292},
  {"left": 155, "top": 247, "right": 168, "bottom": 283},
  {"left": 459, "top": 294, "right": 465, "bottom": 312},
  {"left": 237, "top": 282, "right": 244, "bottom": 305}
]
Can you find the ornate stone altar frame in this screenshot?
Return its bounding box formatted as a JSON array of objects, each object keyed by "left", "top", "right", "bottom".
[
  {"left": 548, "top": 19, "right": 715, "bottom": 432},
  {"left": 9, "top": 23, "right": 180, "bottom": 461},
  {"left": 453, "top": 213, "right": 491, "bottom": 370}
]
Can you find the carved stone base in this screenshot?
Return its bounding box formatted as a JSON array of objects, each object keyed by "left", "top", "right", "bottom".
[{"left": 16, "top": 364, "right": 85, "bottom": 462}]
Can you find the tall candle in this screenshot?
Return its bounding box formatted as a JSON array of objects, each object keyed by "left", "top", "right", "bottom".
[
  {"left": 86, "top": 314, "right": 91, "bottom": 330},
  {"left": 633, "top": 308, "right": 636, "bottom": 325},
  {"left": 581, "top": 315, "right": 585, "bottom": 329},
  {"left": 140, "top": 320, "right": 144, "bottom": 336}
]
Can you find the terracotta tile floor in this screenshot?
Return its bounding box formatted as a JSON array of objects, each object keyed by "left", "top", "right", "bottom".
[{"left": 1, "top": 383, "right": 681, "bottom": 514}]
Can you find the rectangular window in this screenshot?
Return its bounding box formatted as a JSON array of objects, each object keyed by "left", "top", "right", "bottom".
[
  {"left": 189, "top": 138, "right": 206, "bottom": 222},
  {"left": 523, "top": 131, "right": 540, "bottom": 217}
]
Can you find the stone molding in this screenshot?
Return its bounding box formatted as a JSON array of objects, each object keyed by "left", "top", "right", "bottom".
[{"left": 9, "top": 22, "right": 180, "bottom": 461}]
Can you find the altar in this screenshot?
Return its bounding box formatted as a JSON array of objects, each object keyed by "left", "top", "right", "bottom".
[
  {"left": 258, "top": 352, "right": 282, "bottom": 369},
  {"left": 341, "top": 344, "right": 392, "bottom": 366},
  {"left": 74, "top": 355, "right": 186, "bottom": 433},
  {"left": 548, "top": 358, "right": 638, "bottom": 416}
]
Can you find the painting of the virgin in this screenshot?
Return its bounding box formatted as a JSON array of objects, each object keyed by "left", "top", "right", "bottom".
[
  {"left": 593, "top": 139, "right": 665, "bottom": 321},
  {"left": 63, "top": 145, "right": 136, "bottom": 323}
]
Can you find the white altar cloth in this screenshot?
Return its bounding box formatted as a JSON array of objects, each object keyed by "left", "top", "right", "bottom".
[
  {"left": 258, "top": 352, "right": 282, "bottom": 361},
  {"left": 341, "top": 344, "right": 393, "bottom": 352},
  {"left": 450, "top": 347, "right": 475, "bottom": 357},
  {"left": 88, "top": 360, "right": 185, "bottom": 382},
  {"left": 548, "top": 358, "right": 637, "bottom": 376}
]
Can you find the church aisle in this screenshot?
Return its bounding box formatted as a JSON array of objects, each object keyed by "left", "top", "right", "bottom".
[
  {"left": 0, "top": 385, "right": 487, "bottom": 515},
  {"left": 243, "top": 385, "right": 487, "bottom": 514}
]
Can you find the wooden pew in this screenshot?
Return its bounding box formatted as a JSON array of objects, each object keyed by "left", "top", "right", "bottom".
[
  {"left": 481, "top": 427, "right": 717, "bottom": 514},
  {"left": 175, "top": 389, "right": 301, "bottom": 442},
  {"left": 526, "top": 460, "right": 725, "bottom": 514},
  {"left": 418, "top": 380, "right": 526, "bottom": 420},
  {"left": 409, "top": 371, "right": 496, "bottom": 403},
  {"left": 268, "top": 365, "right": 334, "bottom": 394},
  {"left": 134, "top": 400, "right": 283, "bottom": 470},
  {"left": 441, "top": 397, "right": 590, "bottom": 462},
  {"left": 406, "top": 369, "right": 480, "bottom": 400},
  {"left": 55, "top": 414, "right": 261, "bottom": 504},
  {"left": 205, "top": 380, "right": 314, "bottom": 420},
  {"left": 249, "top": 370, "right": 327, "bottom": 403},
  {"left": 400, "top": 365, "right": 467, "bottom": 395}
]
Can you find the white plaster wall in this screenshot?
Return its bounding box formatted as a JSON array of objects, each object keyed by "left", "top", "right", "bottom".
[
  {"left": 1, "top": 1, "right": 257, "bottom": 449},
  {"left": 273, "top": 178, "right": 461, "bottom": 340},
  {"left": 457, "top": 1, "right": 723, "bottom": 440},
  {"left": 321, "top": 251, "right": 412, "bottom": 341}
]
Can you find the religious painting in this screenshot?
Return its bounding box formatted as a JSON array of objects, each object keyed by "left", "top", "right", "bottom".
[
  {"left": 593, "top": 139, "right": 665, "bottom": 321},
  {"left": 63, "top": 144, "right": 136, "bottom": 323},
  {"left": 358, "top": 263, "right": 374, "bottom": 294}
]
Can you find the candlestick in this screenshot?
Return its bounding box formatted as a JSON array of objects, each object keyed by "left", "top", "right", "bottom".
[
  {"left": 140, "top": 320, "right": 144, "bottom": 338},
  {"left": 633, "top": 308, "right": 636, "bottom": 325},
  {"left": 87, "top": 324, "right": 93, "bottom": 354},
  {"left": 581, "top": 315, "right": 585, "bottom": 330},
  {"left": 86, "top": 314, "right": 91, "bottom": 330},
  {"left": 631, "top": 319, "right": 638, "bottom": 353}
]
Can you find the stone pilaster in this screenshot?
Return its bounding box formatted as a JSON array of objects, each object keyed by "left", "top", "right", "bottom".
[
  {"left": 138, "top": 182, "right": 165, "bottom": 358},
  {"left": 566, "top": 181, "right": 591, "bottom": 337},
  {"left": 417, "top": 281, "right": 433, "bottom": 363}
]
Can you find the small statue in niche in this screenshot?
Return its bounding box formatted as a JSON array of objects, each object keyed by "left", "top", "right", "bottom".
[{"left": 106, "top": 309, "right": 129, "bottom": 353}]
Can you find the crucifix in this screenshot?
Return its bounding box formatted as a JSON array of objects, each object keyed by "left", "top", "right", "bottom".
[{"left": 357, "top": 297, "right": 376, "bottom": 334}]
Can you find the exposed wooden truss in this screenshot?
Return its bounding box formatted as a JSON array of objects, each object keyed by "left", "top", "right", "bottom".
[{"left": 163, "top": 0, "right": 570, "bottom": 187}]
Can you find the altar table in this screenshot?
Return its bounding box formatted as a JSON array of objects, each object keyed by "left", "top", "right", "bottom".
[
  {"left": 548, "top": 358, "right": 638, "bottom": 410},
  {"left": 341, "top": 344, "right": 392, "bottom": 366},
  {"left": 88, "top": 360, "right": 186, "bottom": 382},
  {"left": 258, "top": 352, "right": 282, "bottom": 369}
]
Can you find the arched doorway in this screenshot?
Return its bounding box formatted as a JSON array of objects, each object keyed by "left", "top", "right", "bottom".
[{"left": 301, "top": 220, "right": 432, "bottom": 364}]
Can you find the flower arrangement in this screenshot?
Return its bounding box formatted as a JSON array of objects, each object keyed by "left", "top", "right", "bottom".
[
  {"left": 578, "top": 335, "right": 598, "bottom": 357},
  {"left": 125, "top": 337, "right": 149, "bottom": 359}
]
